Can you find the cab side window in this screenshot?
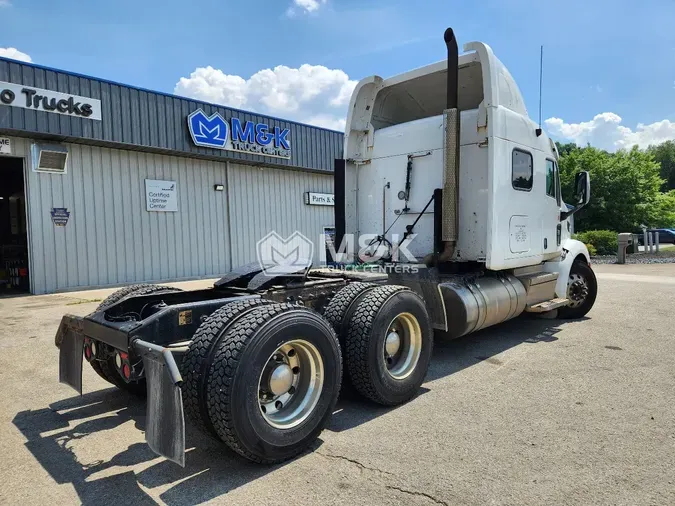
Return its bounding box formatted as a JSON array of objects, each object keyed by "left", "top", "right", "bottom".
[
  {"left": 512, "top": 149, "right": 533, "bottom": 191},
  {"left": 554, "top": 161, "right": 561, "bottom": 206},
  {"left": 546, "top": 159, "right": 555, "bottom": 198}
]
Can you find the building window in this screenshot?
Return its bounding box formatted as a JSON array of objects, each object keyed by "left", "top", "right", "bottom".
[
  {"left": 512, "top": 149, "right": 533, "bottom": 191},
  {"left": 546, "top": 159, "right": 555, "bottom": 198}
]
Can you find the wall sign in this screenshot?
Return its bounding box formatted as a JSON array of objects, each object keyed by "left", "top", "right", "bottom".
[
  {"left": 0, "top": 137, "right": 10, "bottom": 155},
  {"left": 145, "top": 179, "right": 177, "bottom": 212},
  {"left": 50, "top": 208, "right": 70, "bottom": 226},
  {"left": 187, "top": 109, "right": 291, "bottom": 159},
  {"left": 0, "top": 80, "right": 102, "bottom": 120},
  {"left": 304, "top": 192, "right": 334, "bottom": 206}
]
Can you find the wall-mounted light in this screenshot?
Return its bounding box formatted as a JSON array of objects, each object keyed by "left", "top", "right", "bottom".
[{"left": 214, "top": 184, "right": 224, "bottom": 191}]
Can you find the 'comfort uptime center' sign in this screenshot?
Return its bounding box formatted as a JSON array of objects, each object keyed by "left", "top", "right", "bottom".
[
  {"left": 0, "top": 80, "right": 102, "bottom": 120},
  {"left": 187, "top": 109, "right": 291, "bottom": 159}
]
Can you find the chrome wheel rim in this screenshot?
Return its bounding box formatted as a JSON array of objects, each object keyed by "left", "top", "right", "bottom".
[
  {"left": 383, "top": 312, "right": 422, "bottom": 380},
  {"left": 258, "top": 340, "right": 324, "bottom": 429},
  {"left": 567, "top": 273, "right": 589, "bottom": 308}
]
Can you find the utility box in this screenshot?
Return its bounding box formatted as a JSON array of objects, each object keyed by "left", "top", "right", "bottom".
[{"left": 617, "top": 233, "right": 634, "bottom": 264}]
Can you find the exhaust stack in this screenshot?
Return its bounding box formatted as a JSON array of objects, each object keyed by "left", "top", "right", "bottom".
[{"left": 439, "top": 27, "right": 460, "bottom": 262}]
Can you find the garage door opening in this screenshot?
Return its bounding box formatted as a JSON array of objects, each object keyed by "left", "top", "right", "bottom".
[{"left": 0, "top": 156, "right": 29, "bottom": 293}]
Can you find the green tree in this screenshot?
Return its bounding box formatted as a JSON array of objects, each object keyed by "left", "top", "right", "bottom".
[
  {"left": 556, "top": 142, "right": 579, "bottom": 158},
  {"left": 649, "top": 190, "right": 675, "bottom": 227},
  {"left": 557, "top": 144, "right": 665, "bottom": 232},
  {"left": 647, "top": 140, "right": 675, "bottom": 191}
]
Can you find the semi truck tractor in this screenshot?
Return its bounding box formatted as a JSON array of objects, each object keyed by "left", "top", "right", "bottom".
[{"left": 55, "top": 28, "right": 597, "bottom": 467}]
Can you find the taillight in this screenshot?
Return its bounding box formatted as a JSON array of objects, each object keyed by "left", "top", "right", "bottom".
[
  {"left": 83, "top": 338, "right": 97, "bottom": 362},
  {"left": 115, "top": 351, "right": 134, "bottom": 382}
]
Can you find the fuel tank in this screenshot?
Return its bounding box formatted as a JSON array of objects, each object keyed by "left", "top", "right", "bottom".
[{"left": 438, "top": 274, "right": 527, "bottom": 338}]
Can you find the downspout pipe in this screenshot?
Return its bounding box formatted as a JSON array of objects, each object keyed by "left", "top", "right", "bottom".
[{"left": 439, "top": 27, "right": 460, "bottom": 262}]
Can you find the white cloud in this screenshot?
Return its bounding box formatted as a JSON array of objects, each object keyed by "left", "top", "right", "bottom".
[
  {"left": 304, "top": 114, "right": 346, "bottom": 131},
  {"left": 0, "top": 0, "right": 11, "bottom": 7},
  {"left": 291, "top": 0, "right": 326, "bottom": 13},
  {"left": 0, "top": 47, "right": 31, "bottom": 62},
  {"left": 286, "top": 0, "right": 327, "bottom": 17},
  {"left": 545, "top": 113, "right": 675, "bottom": 151},
  {"left": 175, "top": 63, "right": 356, "bottom": 131}
]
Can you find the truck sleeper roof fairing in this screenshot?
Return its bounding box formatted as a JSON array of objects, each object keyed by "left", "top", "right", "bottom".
[{"left": 344, "top": 41, "right": 528, "bottom": 161}]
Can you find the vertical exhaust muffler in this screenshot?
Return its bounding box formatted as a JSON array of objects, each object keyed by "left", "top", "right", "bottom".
[{"left": 438, "top": 27, "right": 460, "bottom": 262}]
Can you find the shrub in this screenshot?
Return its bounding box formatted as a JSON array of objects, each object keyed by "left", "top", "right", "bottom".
[
  {"left": 585, "top": 243, "right": 598, "bottom": 256},
  {"left": 574, "top": 230, "right": 617, "bottom": 256}
]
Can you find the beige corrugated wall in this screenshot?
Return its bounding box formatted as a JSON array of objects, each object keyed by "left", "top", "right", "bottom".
[
  {"left": 227, "top": 162, "right": 335, "bottom": 269},
  {"left": 6, "top": 137, "right": 333, "bottom": 294}
]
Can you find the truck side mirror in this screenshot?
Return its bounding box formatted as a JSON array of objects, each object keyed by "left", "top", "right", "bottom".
[
  {"left": 574, "top": 171, "right": 590, "bottom": 206},
  {"left": 561, "top": 171, "right": 590, "bottom": 221}
]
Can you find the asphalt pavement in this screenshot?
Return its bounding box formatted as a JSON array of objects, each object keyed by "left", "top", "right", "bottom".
[{"left": 0, "top": 263, "right": 673, "bottom": 505}]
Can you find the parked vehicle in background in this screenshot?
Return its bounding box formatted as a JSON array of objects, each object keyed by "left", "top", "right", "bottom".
[{"left": 637, "top": 229, "right": 675, "bottom": 245}]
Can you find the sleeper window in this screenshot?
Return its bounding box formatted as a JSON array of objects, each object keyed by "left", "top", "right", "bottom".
[{"left": 512, "top": 149, "right": 533, "bottom": 191}]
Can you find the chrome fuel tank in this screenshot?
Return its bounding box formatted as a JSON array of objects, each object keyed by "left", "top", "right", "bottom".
[{"left": 438, "top": 274, "right": 527, "bottom": 338}]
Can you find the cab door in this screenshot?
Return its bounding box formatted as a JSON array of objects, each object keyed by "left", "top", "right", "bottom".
[{"left": 543, "top": 158, "right": 562, "bottom": 257}]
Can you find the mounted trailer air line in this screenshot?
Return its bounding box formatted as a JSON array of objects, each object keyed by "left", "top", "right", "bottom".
[{"left": 55, "top": 27, "right": 597, "bottom": 466}]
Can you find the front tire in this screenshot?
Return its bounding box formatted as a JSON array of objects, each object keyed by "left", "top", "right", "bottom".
[
  {"left": 344, "top": 285, "right": 433, "bottom": 406},
  {"left": 206, "top": 303, "right": 342, "bottom": 463},
  {"left": 558, "top": 261, "right": 597, "bottom": 319}
]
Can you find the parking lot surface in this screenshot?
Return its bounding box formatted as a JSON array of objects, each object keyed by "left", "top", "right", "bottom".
[{"left": 0, "top": 264, "right": 673, "bottom": 505}]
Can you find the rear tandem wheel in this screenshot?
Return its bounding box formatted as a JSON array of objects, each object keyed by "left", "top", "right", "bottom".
[
  {"left": 343, "top": 285, "right": 434, "bottom": 406},
  {"left": 203, "top": 303, "right": 342, "bottom": 463}
]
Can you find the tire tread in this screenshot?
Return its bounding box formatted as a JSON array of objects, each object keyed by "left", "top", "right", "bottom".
[
  {"left": 181, "top": 298, "right": 273, "bottom": 436},
  {"left": 96, "top": 283, "right": 182, "bottom": 311},
  {"left": 89, "top": 284, "right": 182, "bottom": 394},
  {"left": 323, "top": 282, "right": 376, "bottom": 335},
  {"left": 344, "top": 285, "right": 412, "bottom": 405},
  {"left": 206, "top": 303, "right": 341, "bottom": 464}
]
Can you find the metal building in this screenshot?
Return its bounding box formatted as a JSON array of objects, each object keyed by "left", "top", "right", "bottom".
[{"left": 0, "top": 57, "right": 342, "bottom": 294}]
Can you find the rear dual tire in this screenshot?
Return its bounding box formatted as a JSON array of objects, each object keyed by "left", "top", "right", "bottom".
[
  {"left": 326, "top": 284, "right": 434, "bottom": 406},
  {"left": 181, "top": 298, "right": 274, "bottom": 437},
  {"left": 184, "top": 302, "right": 342, "bottom": 464}
]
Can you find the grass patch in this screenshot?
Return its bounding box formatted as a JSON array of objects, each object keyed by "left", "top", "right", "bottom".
[{"left": 66, "top": 298, "right": 103, "bottom": 306}]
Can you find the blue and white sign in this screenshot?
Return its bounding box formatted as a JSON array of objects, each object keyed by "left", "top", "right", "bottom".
[
  {"left": 50, "top": 208, "right": 70, "bottom": 226},
  {"left": 187, "top": 109, "right": 291, "bottom": 159}
]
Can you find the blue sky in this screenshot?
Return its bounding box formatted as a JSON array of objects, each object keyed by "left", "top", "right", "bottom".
[{"left": 2, "top": 0, "right": 675, "bottom": 149}]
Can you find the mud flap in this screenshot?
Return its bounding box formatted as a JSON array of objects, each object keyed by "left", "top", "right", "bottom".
[
  {"left": 134, "top": 339, "right": 186, "bottom": 467},
  {"left": 58, "top": 315, "right": 85, "bottom": 395}
]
